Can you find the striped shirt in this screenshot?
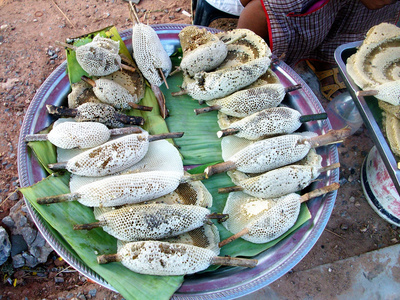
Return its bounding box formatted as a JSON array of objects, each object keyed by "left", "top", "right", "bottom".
[{"left": 261, "top": 0, "right": 400, "bottom": 65}]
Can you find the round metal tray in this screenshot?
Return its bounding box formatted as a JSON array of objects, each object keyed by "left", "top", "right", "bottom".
[{"left": 18, "top": 24, "right": 339, "bottom": 299}]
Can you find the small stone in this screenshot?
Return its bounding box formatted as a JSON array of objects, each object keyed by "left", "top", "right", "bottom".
[
  {"left": 8, "top": 191, "right": 19, "bottom": 201},
  {"left": 19, "top": 215, "right": 27, "bottom": 227},
  {"left": 360, "top": 225, "right": 368, "bottom": 233},
  {"left": 340, "top": 223, "right": 349, "bottom": 230},
  {"left": 77, "top": 294, "right": 86, "bottom": 300},
  {"left": 1, "top": 24, "right": 8, "bottom": 30},
  {"left": 33, "top": 19, "right": 38, "bottom": 22},
  {"left": 11, "top": 234, "right": 28, "bottom": 256},
  {"left": 2, "top": 216, "right": 15, "bottom": 228},
  {"left": 31, "top": 232, "right": 46, "bottom": 248},
  {"left": 349, "top": 196, "right": 355, "bottom": 203},
  {"left": 55, "top": 277, "right": 65, "bottom": 283},
  {"left": 22, "top": 227, "right": 37, "bottom": 246},
  {"left": 12, "top": 253, "right": 25, "bottom": 268},
  {"left": 355, "top": 201, "right": 361, "bottom": 207},
  {"left": 0, "top": 226, "right": 11, "bottom": 265},
  {"left": 88, "top": 289, "right": 97, "bottom": 297},
  {"left": 175, "top": 8, "right": 181, "bottom": 12},
  {"left": 22, "top": 252, "right": 38, "bottom": 267}
]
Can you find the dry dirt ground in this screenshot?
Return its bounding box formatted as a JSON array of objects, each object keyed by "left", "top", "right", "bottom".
[{"left": 0, "top": 0, "right": 399, "bottom": 299}]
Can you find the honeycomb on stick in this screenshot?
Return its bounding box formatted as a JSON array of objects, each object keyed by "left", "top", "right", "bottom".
[
  {"left": 74, "top": 203, "right": 226, "bottom": 242},
  {"left": 97, "top": 241, "right": 258, "bottom": 276}
]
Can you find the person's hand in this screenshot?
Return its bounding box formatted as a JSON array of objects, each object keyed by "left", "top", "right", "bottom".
[{"left": 359, "top": 0, "right": 397, "bottom": 10}]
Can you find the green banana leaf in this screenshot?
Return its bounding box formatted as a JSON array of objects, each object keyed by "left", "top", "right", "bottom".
[{"left": 20, "top": 29, "right": 312, "bottom": 300}]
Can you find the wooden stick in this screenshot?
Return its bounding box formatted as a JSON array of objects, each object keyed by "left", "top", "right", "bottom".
[
  {"left": 114, "top": 112, "right": 145, "bottom": 126},
  {"left": 121, "top": 64, "right": 136, "bottom": 73},
  {"left": 25, "top": 134, "right": 48, "bottom": 142},
  {"left": 211, "top": 256, "right": 257, "bottom": 268},
  {"left": 217, "top": 128, "right": 240, "bottom": 138},
  {"left": 151, "top": 84, "right": 169, "bottom": 119},
  {"left": 48, "top": 162, "right": 67, "bottom": 170},
  {"left": 285, "top": 84, "right": 302, "bottom": 93},
  {"left": 46, "top": 104, "right": 77, "bottom": 118},
  {"left": 205, "top": 161, "right": 236, "bottom": 178},
  {"left": 55, "top": 40, "right": 76, "bottom": 50},
  {"left": 159, "top": 68, "right": 169, "bottom": 89},
  {"left": 81, "top": 75, "right": 96, "bottom": 87},
  {"left": 318, "top": 162, "right": 340, "bottom": 173},
  {"left": 299, "top": 182, "right": 340, "bottom": 203},
  {"left": 169, "top": 67, "right": 182, "bottom": 76},
  {"left": 129, "top": 2, "right": 141, "bottom": 25},
  {"left": 128, "top": 102, "right": 153, "bottom": 112},
  {"left": 218, "top": 185, "right": 244, "bottom": 194},
  {"left": 305, "top": 128, "right": 352, "bottom": 148},
  {"left": 357, "top": 90, "right": 378, "bottom": 97},
  {"left": 37, "top": 193, "right": 80, "bottom": 205},
  {"left": 218, "top": 228, "right": 249, "bottom": 248},
  {"left": 97, "top": 254, "right": 120, "bottom": 264},
  {"left": 299, "top": 112, "right": 327, "bottom": 123},
  {"left": 148, "top": 132, "right": 184, "bottom": 142},
  {"left": 73, "top": 221, "right": 106, "bottom": 230},
  {"left": 171, "top": 89, "right": 188, "bottom": 97},
  {"left": 224, "top": 33, "right": 247, "bottom": 46},
  {"left": 51, "top": 0, "right": 75, "bottom": 28},
  {"left": 109, "top": 127, "right": 142, "bottom": 135},
  {"left": 180, "top": 172, "right": 207, "bottom": 182},
  {"left": 194, "top": 105, "right": 221, "bottom": 115},
  {"left": 206, "top": 213, "right": 229, "bottom": 223}
]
